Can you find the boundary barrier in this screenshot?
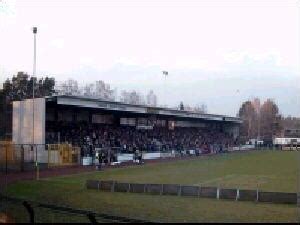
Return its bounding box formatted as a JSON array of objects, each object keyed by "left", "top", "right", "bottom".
[{"left": 86, "top": 180, "right": 297, "bottom": 205}]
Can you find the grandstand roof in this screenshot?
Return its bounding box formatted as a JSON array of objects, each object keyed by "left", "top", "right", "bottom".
[{"left": 46, "top": 95, "right": 242, "bottom": 124}]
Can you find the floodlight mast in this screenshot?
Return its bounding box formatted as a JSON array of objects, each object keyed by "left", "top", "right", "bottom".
[{"left": 32, "top": 26, "right": 39, "bottom": 180}]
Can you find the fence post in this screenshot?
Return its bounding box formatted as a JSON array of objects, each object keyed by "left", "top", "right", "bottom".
[
  {"left": 47, "top": 144, "right": 50, "bottom": 169},
  {"left": 87, "top": 213, "right": 98, "bottom": 224},
  {"left": 108, "top": 148, "right": 111, "bottom": 165},
  {"left": 23, "top": 201, "right": 34, "bottom": 223},
  {"left": 21, "top": 145, "right": 25, "bottom": 172},
  {"left": 111, "top": 181, "right": 115, "bottom": 192},
  {"left": 35, "top": 145, "right": 39, "bottom": 181},
  {"left": 78, "top": 147, "right": 81, "bottom": 165},
  {"left": 178, "top": 185, "right": 182, "bottom": 196},
  {"left": 98, "top": 181, "right": 102, "bottom": 190},
  {"left": 5, "top": 145, "right": 8, "bottom": 178},
  {"left": 236, "top": 189, "right": 240, "bottom": 201}
]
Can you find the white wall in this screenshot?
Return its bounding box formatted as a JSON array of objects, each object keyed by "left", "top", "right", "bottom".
[{"left": 13, "top": 98, "right": 46, "bottom": 145}]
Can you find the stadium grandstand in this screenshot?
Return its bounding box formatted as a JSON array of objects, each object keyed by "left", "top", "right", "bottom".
[
  {"left": 283, "top": 128, "right": 300, "bottom": 138},
  {"left": 10, "top": 95, "right": 242, "bottom": 167}
]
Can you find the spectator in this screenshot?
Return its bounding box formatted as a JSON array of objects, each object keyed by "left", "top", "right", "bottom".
[{"left": 46, "top": 121, "right": 237, "bottom": 157}]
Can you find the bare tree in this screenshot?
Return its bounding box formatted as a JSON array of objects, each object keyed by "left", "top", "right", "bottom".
[
  {"left": 56, "top": 79, "right": 80, "bottom": 96},
  {"left": 146, "top": 90, "right": 157, "bottom": 106},
  {"left": 184, "top": 104, "right": 193, "bottom": 111},
  {"left": 260, "top": 99, "right": 282, "bottom": 141},
  {"left": 83, "top": 83, "right": 95, "bottom": 97},
  {"left": 238, "top": 100, "right": 257, "bottom": 139},
  {"left": 179, "top": 101, "right": 184, "bottom": 110},
  {"left": 193, "top": 103, "right": 207, "bottom": 113},
  {"left": 238, "top": 98, "right": 283, "bottom": 142},
  {"left": 57, "top": 79, "right": 116, "bottom": 101},
  {"left": 120, "top": 90, "right": 145, "bottom": 105},
  {"left": 92, "top": 80, "right": 116, "bottom": 101}
]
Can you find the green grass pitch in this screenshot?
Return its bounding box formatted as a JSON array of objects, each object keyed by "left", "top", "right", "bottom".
[{"left": 3, "top": 150, "right": 300, "bottom": 223}]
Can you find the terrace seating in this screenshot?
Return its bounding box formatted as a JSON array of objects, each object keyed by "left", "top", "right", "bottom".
[{"left": 46, "top": 122, "right": 237, "bottom": 156}]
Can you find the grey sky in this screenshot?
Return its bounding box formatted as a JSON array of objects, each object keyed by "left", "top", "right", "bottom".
[{"left": 0, "top": 0, "right": 299, "bottom": 117}]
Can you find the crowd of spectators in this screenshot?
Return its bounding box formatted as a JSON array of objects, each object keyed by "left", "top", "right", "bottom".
[{"left": 46, "top": 121, "right": 238, "bottom": 156}]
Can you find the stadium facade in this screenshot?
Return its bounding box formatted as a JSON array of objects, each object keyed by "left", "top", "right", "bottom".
[{"left": 12, "top": 95, "right": 242, "bottom": 145}]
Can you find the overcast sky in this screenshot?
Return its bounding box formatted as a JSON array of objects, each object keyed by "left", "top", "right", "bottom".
[{"left": 0, "top": 0, "right": 299, "bottom": 117}]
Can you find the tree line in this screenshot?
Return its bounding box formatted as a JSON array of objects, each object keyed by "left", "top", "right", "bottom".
[
  {"left": 237, "top": 98, "right": 284, "bottom": 143},
  {"left": 1, "top": 72, "right": 55, "bottom": 101},
  {"left": 1, "top": 72, "right": 299, "bottom": 142},
  {"left": 0, "top": 72, "right": 207, "bottom": 111}
]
